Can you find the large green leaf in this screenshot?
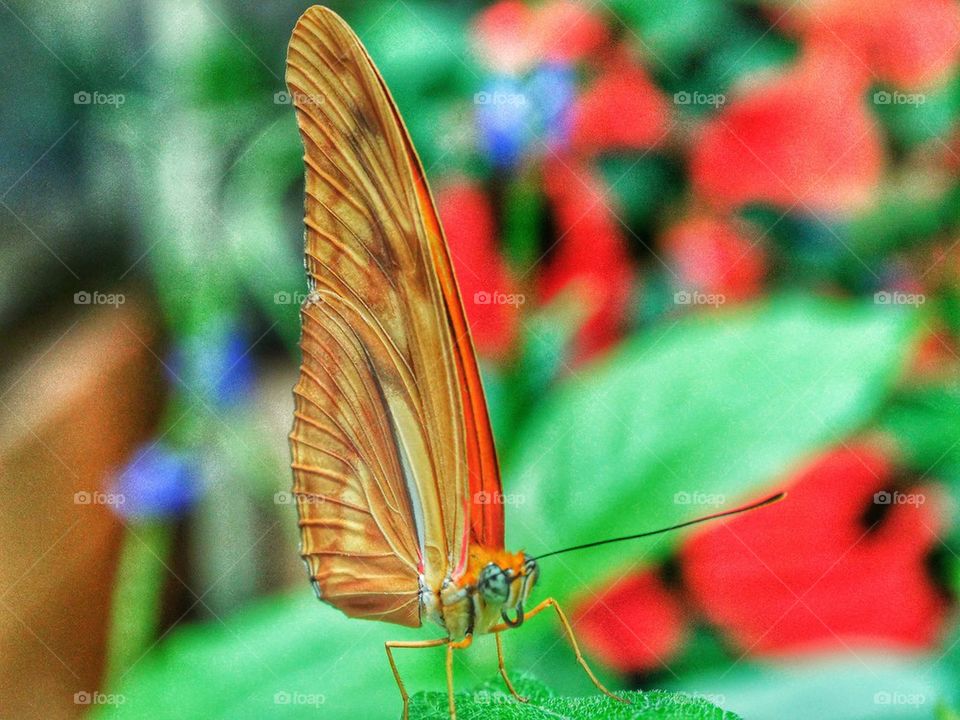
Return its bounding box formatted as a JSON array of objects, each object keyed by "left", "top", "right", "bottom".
[
  {"left": 93, "top": 593, "right": 626, "bottom": 720},
  {"left": 94, "top": 593, "right": 449, "bottom": 720},
  {"left": 93, "top": 597, "right": 738, "bottom": 720},
  {"left": 504, "top": 296, "right": 919, "bottom": 603}
]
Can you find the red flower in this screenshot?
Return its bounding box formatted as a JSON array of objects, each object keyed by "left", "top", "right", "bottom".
[
  {"left": 682, "top": 445, "right": 949, "bottom": 654},
  {"left": 538, "top": 158, "right": 635, "bottom": 363},
  {"left": 768, "top": 0, "right": 960, "bottom": 89},
  {"left": 532, "top": 0, "right": 609, "bottom": 65},
  {"left": 570, "top": 53, "right": 671, "bottom": 156},
  {"left": 471, "top": 1, "right": 537, "bottom": 75},
  {"left": 690, "top": 47, "right": 883, "bottom": 214},
  {"left": 472, "top": 0, "right": 608, "bottom": 75},
  {"left": 661, "top": 214, "right": 767, "bottom": 302},
  {"left": 437, "top": 181, "right": 521, "bottom": 359},
  {"left": 574, "top": 570, "right": 687, "bottom": 673}
]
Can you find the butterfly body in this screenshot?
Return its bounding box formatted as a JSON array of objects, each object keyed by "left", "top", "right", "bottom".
[{"left": 422, "top": 548, "right": 538, "bottom": 641}]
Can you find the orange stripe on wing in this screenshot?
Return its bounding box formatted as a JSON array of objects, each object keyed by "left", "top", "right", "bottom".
[{"left": 412, "top": 168, "right": 506, "bottom": 558}]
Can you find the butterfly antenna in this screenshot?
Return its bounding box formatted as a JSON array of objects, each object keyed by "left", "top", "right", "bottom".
[{"left": 535, "top": 491, "right": 786, "bottom": 560}]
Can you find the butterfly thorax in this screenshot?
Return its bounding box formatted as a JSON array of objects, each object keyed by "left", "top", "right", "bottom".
[{"left": 421, "top": 547, "right": 539, "bottom": 641}]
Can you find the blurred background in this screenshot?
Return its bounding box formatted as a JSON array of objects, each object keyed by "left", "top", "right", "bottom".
[{"left": 2, "top": 0, "right": 960, "bottom": 718}]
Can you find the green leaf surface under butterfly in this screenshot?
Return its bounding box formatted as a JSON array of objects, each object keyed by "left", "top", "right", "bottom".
[{"left": 410, "top": 677, "right": 741, "bottom": 720}]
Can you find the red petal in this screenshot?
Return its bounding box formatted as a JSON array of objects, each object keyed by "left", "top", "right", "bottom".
[
  {"left": 538, "top": 159, "right": 635, "bottom": 362},
  {"left": 438, "top": 180, "right": 520, "bottom": 359},
  {"left": 690, "top": 48, "right": 883, "bottom": 214},
  {"left": 662, "top": 214, "right": 767, "bottom": 301},
  {"left": 570, "top": 55, "right": 670, "bottom": 155},
  {"left": 534, "top": 1, "right": 610, "bottom": 64},
  {"left": 682, "top": 445, "right": 949, "bottom": 655},
  {"left": 767, "top": 0, "right": 960, "bottom": 89},
  {"left": 471, "top": 1, "right": 538, "bottom": 75},
  {"left": 574, "top": 570, "right": 687, "bottom": 673}
]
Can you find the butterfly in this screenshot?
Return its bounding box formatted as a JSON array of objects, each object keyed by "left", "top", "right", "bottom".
[{"left": 286, "top": 6, "right": 784, "bottom": 719}]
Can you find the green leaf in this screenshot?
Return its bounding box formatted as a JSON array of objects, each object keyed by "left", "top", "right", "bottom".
[
  {"left": 505, "top": 296, "right": 919, "bottom": 603},
  {"left": 94, "top": 594, "right": 442, "bottom": 720},
  {"left": 879, "top": 385, "right": 960, "bottom": 485},
  {"left": 410, "top": 677, "right": 741, "bottom": 720},
  {"left": 604, "top": 0, "right": 737, "bottom": 67},
  {"left": 666, "top": 654, "right": 953, "bottom": 719},
  {"left": 220, "top": 117, "right": 305, "bottom": 350}
]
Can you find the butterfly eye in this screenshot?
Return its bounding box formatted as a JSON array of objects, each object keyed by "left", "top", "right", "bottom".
[
  {"left": 477, "top": 564, "right": 510, "bottom": 604},
  {"left": 523, "top": 554, "right": 539, "bottom": 583}
]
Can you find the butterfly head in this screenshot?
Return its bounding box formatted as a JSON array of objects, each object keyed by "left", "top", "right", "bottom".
[
  {"left": 430, "top": 548, "right": 539, "bottom": 639},
  {"left": 472, "top": 550, "right": 539, "bottom": 630}
]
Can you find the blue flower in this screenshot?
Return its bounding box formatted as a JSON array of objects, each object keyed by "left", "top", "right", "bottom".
[
  {"left": 168, "top": 322, "right": 254, "bottom": 408},
  {"left": 475, "top": 75, "right": 534, "bottom": 168},
  {"left": 526, "top": 62, "right": 575, "bottom": 146},
  {"left": 475, "top": 63, "right": 576, "bottom": 168},
  {"left": 112, "top": 443, "right": 200, "bottom": 520}
]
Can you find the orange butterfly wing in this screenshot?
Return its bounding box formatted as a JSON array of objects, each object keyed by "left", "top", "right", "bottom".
[{"left": 286, "top": 6, "right": 503, "bottom": 628}]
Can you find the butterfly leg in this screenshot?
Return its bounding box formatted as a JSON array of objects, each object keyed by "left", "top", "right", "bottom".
[
  {"left": 491, "top": 597, "right": 629, "bottom": 705},
  {"left": 445, "top": 634, "right": 472, "bottom": 720},
  {"left": 385, "top": 637, "right": 449, "bottom": 720},
  {"left": 495, "top": 631, "right": 528, "bottom": 703}
]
